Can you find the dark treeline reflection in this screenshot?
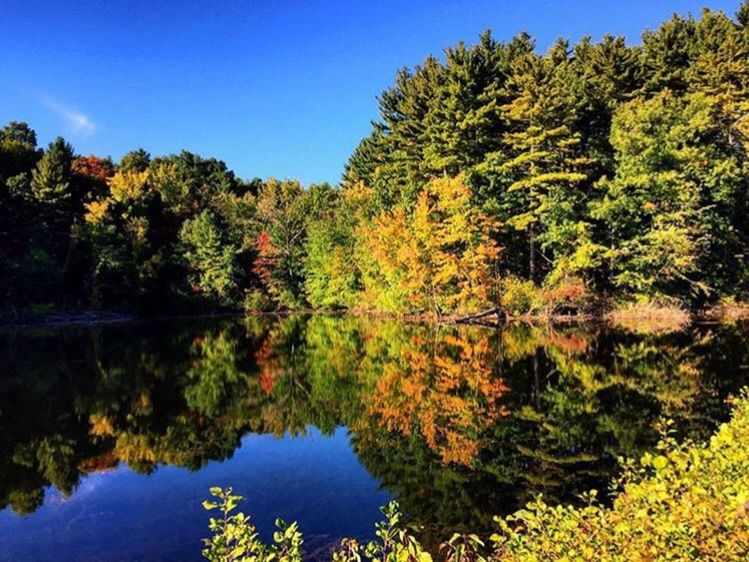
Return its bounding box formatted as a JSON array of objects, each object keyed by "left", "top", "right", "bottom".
[{"left": 1, "top": 316, "right": 747, "bottom": 539}]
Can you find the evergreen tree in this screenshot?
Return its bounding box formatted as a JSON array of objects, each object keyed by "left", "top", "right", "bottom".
[
  {"left": 0, "top": 122, "right": 40, "bottom": 312},
  {"left": 342, "top": 126, "right": 387, "bottom": 192},
  {"left": 179, "top": 210, "right": 239, "bottom": 303},
  {"left": 593, "top": 91, "right": 747, "bottom": 301},
  {"left": 119, "top": 148, "right": 151, "bottom": 173},
  {"left": 737, "top": 0, "right": 749, "bottom": 27},
  {"left": 486, "top": 41, "right": 590, "bottom": 283},
  {"left": 421, "top": 31, "right": 506, "bottom": 177},
  {"left": 25, "top": 138, "right": 76, "bottom": 304},
  {"left": 640, "top": 14, "right": 697, "bottom": 94},
  {"left": 30, "top": 137, "right": 74, "bottom": 207},
  {"left": 571, "top": 35, "right": 642, "bottom": 177},
  {"left": 372, "top": 56, "right": 446, "bottom": 207}
]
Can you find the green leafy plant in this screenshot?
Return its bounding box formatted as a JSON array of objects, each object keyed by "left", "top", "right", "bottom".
[
  {"left": 332, "top": 501, "right": 432, "bottom": 562},
  {"left": 202, "top": 486, "right": 303, "bottom": 562},
  {"left": 490, "top": 390, "right": 749, "bottom": 561},
  {"left": 439, "top": 533, "right": 486, "bottom": 562},
  {"left": 499, "top": 276, "right": 544, "bottom": 316}
]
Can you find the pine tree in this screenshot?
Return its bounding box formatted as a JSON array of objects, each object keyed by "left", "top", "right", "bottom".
[
  {"left": 342, "top": 126, "right": 387, "bottom": 192},
  {"left": 119, "top": 148, "right": 151, "bottom": 173},
  {"left": 371, "top": 56, "right": 445, "bottom": 208},
  {"left": 493, "top": 42, "right": 590, "bottom": 283},
  {"left": 640, "top": 14, "right": 697, "bottom": 94},
  {"left": 0, "top": 122, "right": 41, "bottom": 312},
  {"left": 23, "top": 137, "right": 76, "bottom": 304},
  {"left": 572, "top": 35, "right": 642, "bottom": 178},
  {"left": 30, "top": 137, "right": 74, "bottom": 207},
  {"left": 422, "top": 31, "right": 505, "bottom": 177},
  {"left": 737, "top": 0, "right": 749, "bottom": 27}
]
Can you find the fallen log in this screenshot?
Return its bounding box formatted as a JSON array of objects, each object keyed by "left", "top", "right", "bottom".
[{"left": 451, "top": 307, "right": 505, "bottom": 325}]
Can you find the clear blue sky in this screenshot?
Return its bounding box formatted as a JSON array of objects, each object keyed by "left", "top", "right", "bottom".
[{"left": 0, "top": 0, "right": 740, "bottom": 185}]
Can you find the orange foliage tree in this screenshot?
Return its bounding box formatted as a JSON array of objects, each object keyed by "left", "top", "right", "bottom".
[
  {"left": 71, "top": 155, "right": 114, "bottom": 184},
  {"left": 252, "top": 230, "right": 278, "bottom": 289},
  {"left": 358, "top": 175, "right": 501, "bottom": 315}
]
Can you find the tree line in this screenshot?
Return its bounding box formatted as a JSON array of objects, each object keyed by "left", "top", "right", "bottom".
[
  {"left": 2, "top": 2, "right": 749, "bottom": 318},
  {"left": 341, "top": 2, "right": 749, "bottom": 313},
  {"left": 0, "top": 126, "right": 329, "bottom": 315}
]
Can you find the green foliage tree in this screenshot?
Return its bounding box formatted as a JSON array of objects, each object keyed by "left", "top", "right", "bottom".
[
  {"left": 0, "top": 121, "right": 40, "bottom": 183},
  {"left": 0, "top": 122, "right": 41, "bottom": 312},
  {"left": 22, "top": 137, "right": 78, "bottom": 305},
  {"left": 640, "top": 14, "right": 698, "bottom": 94},
  {"left": 253, "top": 179, "right": 313, "bottom": 308},
  {"left": 180, "top": 210, "right": 239, "bottom": 303},
  {"left": 304, "top": 183, "right": 374, "bottom": 308},
  {"left": 119, "top": 148, "right": 151, "bottom": 173},
  {"left": 30, "top": 137, "right": 75, "bottom": 207},
  {"left": 593, "top": 91, "right": 748, "bottom": 301},
  {"left": 739, "top": 0, "right": 749, "bottom": 27}
]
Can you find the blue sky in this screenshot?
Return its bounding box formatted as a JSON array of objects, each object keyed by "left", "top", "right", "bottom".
[{"left": 0, "top": 0, "right": 740, "bottom": 184}]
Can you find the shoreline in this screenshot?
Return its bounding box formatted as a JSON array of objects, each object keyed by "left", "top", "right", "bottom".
[
  {"left": 3, "top": 302, "right": 748, "bottom": 330},
  {"left": 0, "top": 310, "right": 138, "bottom": 328}
]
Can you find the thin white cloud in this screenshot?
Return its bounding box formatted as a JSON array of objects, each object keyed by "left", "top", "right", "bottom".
[{"left": 40, "top": 96, "right": 97, "bottom": 137}]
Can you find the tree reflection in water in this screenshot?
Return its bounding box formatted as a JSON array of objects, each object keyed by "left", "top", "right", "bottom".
[{"left": 0, "top": 316, "right": 747, "bottom": 541}]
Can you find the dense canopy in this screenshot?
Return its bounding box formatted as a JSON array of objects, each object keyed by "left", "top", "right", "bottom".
[{"left": 2, "top": 2, "right": 749, "bottom": 319}]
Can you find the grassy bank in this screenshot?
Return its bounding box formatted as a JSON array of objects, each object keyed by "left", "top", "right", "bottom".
[{"left": 203, "top": 388, "right": 749, "bottom": 561}]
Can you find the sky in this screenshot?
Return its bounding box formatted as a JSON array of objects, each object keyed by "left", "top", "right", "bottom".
[{"left": 0, "top": 0, "right": 741, "bottom": 185}]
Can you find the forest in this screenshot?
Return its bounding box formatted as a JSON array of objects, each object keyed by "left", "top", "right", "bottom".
[{"left": 2, "top": 3, "right": 749, "bottom": 320}]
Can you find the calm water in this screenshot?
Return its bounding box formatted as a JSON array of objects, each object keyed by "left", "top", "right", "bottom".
[{"left": 1, "top": 315, "right": 748, "bottom": 561}]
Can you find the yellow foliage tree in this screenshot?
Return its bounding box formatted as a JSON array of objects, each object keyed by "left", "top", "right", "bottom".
[
  {"left": 358, "top": 175, "right": 501, "bottom": 315},
  {"left": 108, "top": 169, "right": 150, "bottom": 203}
]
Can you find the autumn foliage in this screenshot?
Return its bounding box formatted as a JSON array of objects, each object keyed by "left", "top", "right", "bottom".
[
  {"left": 358, "top": 175, "right": 501, "bottom": 316},
  {"left": 370, "top": 332, "right": 509, "bottom": 465}
]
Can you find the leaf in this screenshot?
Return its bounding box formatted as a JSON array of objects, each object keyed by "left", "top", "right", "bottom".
[
  {"left": 418, "top": 552, "right": 433, "bottom": 562},
  {"left": 653, "top": 455, "right": 669, "bottom": 470}
]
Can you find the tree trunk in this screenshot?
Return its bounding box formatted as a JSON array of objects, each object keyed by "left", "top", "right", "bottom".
[
  {"left": 59, "top": 223, "right": 76, "bottom": 309},
  {"left": 533, "top": 349, "right": 540, "bottom": 409},
  {"left": 529, "top": 226, "right": 536, "bottom": 283}
]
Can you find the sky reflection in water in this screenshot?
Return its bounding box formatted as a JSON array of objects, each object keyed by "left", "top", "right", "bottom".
[{"left": 0, "top": 315, "right": 747, "bottom": 560}]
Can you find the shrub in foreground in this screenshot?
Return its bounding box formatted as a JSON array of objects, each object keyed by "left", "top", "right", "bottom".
[
  {"left": 204, "top": 389, "right": 749, "bottom": 561},
  {"left": 202, "top": 490, "right": 431, "bottom": 562},
  {"left": 493, "top": 391, "right": 749, "bottom": 561},
  {"left": 202, "top": 487, "right": 303, "bottom": 562}
]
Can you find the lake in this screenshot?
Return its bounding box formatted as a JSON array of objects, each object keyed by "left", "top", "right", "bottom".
[{"left": 1, "top": 315, "right": 747, "bottom": 561}]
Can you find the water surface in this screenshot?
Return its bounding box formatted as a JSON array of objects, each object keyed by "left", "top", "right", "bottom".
[{"left": 1, "top": 315, "right": 747, "bottom": 560}]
